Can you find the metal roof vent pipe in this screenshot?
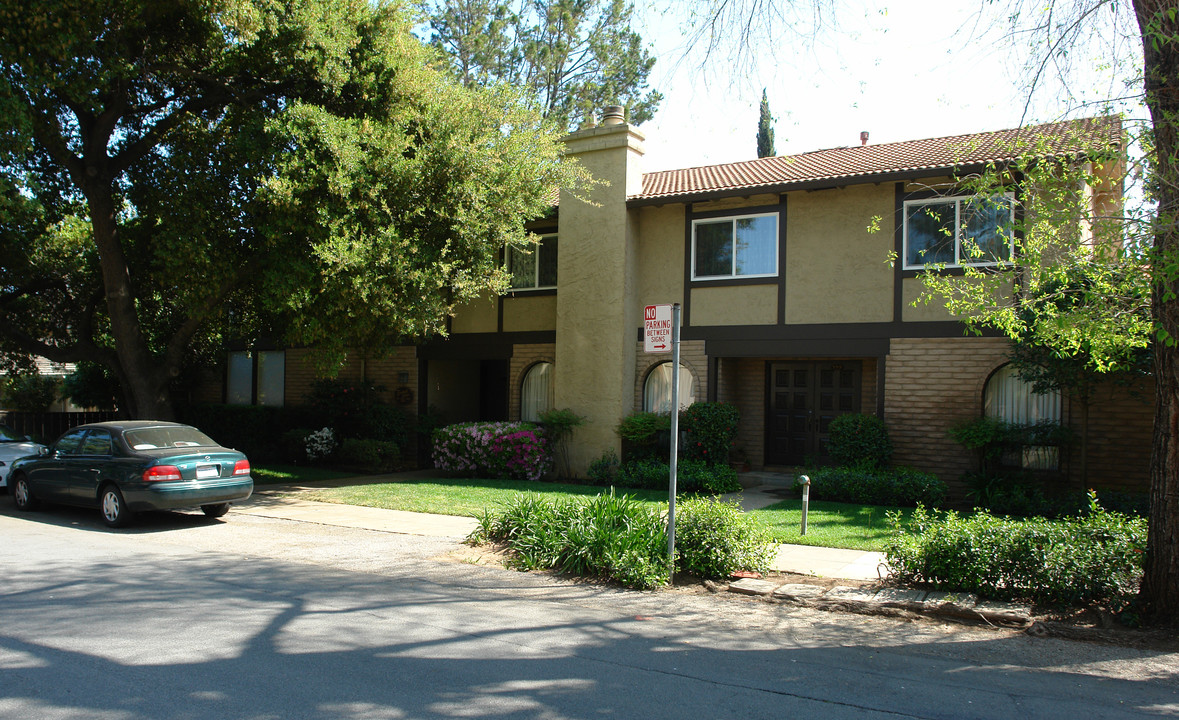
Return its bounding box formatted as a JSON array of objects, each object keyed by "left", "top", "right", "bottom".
[
  {"left": 860, "top": 131, "right": 870, "bottom": 146},
  {"left": 602, "top": 105, "right": 626, "bottom": 126}
]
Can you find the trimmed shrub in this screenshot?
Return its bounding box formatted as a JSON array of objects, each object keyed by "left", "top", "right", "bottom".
[
  {"left": 675, "top": 497, "right": 774, "bottom": 579},
  {"left": 828, "top": 413, "right": 892, "bottom": 469},
  {"left": 432, "top": 421, "right": 551, "bottom": 481},
  {"left": 616, "top": 458, "right": 741, "bottom": 494},
  {"left": 305, "top": 378, "right": 414, "bottom": 445},
  {"left": 800, "top": 466, "right": 946, "bottom": 508},
  {"left": 886, "top": 500, "right": 1146, "bottom": 607},
  {"left": 586, "top": 449, "right": 620, "bottom": 485},
  {"left": 280, "top": 428, "right": 314, "bottom": 464},
  {"left": 304, "top": 427, "right": 338, "bottom": 462},
  {"left": 680, "top": 402, "right": 740, "bottom": 466},
  {"left": 337, "top": 438, "right": 400, "bottom": 473},
  {"left": 616, "top": 411, "right": 670, "bottom": 462}
]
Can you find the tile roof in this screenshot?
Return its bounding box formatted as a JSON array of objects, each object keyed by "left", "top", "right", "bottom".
[{"left": 634, "top": 116, "right": 1121, "bottom": 203}]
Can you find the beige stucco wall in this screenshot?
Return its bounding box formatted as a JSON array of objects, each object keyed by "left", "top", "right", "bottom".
[
  {"left": 450, "top": 294, "right": 498, "bottom": 334},
  {"left": 690, "top": 285, "right": 778, "bottom": 325},
  {"left": 555, "top": 122, "right": 644, "bottom": 473},
  {"left": 502, "top": 294, "right": 557, "bottom": 332},
  {"left": 635, "top": 204, "right": 685, "bottom": 308},
  {"left": 784, "top": 184, "right": 894, "bottom": 324}
]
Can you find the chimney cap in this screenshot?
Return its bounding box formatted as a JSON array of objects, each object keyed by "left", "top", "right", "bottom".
[{"left": 602, "top": 105, "right": 625, "bottom": 125}]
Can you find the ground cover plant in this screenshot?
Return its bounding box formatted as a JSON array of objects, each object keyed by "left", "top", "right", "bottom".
[
  {"left": 250, "top": 464, "right": 357, "bottom": 486},
  {"left": 294, "top": 478, "right": 667, "bottom": 517},
  {"left": 751, "top": 499, "right": 911, "bottom": 551},
  {"left": 470, "top": 491, "right": 773, "bottom": 589},
  {"left": 885, "top": 497, "right": 1147, "bottom": 609}
]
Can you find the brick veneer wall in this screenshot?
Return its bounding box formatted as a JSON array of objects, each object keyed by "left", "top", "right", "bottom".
[
  {"left": 1063, "top": 376, "right": 1153, "bottom": 494},
  {"left": 885, "top": 337, "right": 1012, "bottom": 496},
  {"left": 716, "top": 358, "right": 765, "bottom": 467},
  {"left": 510, "top": 343, "right": 556, "bottom": 421},
  {"left": 285, "top": 347, "right": 418, "bottom": 407}
]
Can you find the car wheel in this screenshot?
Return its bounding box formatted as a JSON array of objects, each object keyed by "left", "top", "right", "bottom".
[
  {"left": 12, "top": 474, "right": 38, "bottom": 511},
  {"left": 201, "top": 503, "right": 230, "bottom": 518},
  {"left": 100, "top": 485, "right": 133, "bottom": 528}
]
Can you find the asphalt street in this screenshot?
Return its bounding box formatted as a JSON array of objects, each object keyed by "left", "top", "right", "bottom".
[{"left": 1, "top": 503, "right": 1177, "bottom": 720}]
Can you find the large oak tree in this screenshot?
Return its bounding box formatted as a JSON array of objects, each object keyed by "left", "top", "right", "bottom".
[{"left": 0, "top": 0, "right": 582, "bottom": 419}]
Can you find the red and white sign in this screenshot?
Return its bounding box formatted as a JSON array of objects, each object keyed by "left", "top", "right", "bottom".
[{"left": 644, "top": 304, "right": 673, "bottom": 354}]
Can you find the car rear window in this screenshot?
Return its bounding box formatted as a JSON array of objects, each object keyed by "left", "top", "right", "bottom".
[{"left": 124, "top": 426, "right": 218, "bottom": 450}]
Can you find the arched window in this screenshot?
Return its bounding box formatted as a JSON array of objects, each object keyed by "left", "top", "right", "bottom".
[
  {"left": 643, "top": 362, "right": 696, "bottom": 413},
  {"left": 984, "top": 364, "right": 1061, "bottom": 469},
  {"left": 521, "top": 362, "right": 553, "bottom": 422}
]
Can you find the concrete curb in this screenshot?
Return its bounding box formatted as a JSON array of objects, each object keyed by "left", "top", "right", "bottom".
[{"left": 728, "top": 577, "right": 1033, "bottom": 627}]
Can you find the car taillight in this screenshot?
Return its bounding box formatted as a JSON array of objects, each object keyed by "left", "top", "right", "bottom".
[
  {"left": 143, "top": 465, "right": 182, "bottom": 482},
  {"left": 233, "top": 459, "right": 250, "bottom": 476}
]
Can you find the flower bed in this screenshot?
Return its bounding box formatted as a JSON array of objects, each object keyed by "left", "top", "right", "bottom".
[{"left": 432, "top": 421, "right": 551, "bottom": 481}]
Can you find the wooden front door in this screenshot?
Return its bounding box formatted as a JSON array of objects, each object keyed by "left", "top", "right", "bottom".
[{"left": 765, "top": 361, "right": 862, "bottom": 466}]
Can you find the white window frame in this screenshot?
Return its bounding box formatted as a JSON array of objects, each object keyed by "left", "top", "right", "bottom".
[
  {"left": 507, "top": 234, "right": 558, "bottom": 291},
  {"left": 903, "top": 193, "right": 1016, "bottom": 270},
  {"left": 691, "top": 213, "right": 779, "bottom": 280}
]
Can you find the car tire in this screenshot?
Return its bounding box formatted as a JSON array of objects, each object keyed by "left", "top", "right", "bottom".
[
  {"left": 12, "top": 474, "right": 38, "bottom": 511},
  {"left": 99, "top": 485, "right": 133, "bottom": 528},
  {"left": 201, "top": 503, "right": 230, "bottom": 518}
]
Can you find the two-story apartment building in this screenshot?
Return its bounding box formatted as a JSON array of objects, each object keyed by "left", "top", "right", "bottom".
[{"left": 229, "top": 110, "right": 1151, "bottom": 496}]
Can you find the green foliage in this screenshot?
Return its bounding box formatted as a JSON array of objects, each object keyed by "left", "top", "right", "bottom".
[
  {"left": 538, "top": 407, "right": 585, "bottom": 478},
  {"left": 2, "top": 372, "right": 58, "bottom": 412},
  {"left": 680, "top": 402, "right": 740, "bottom": 466},
  {"left": 421, "top": 0, "right": 663, "bottom": 131},
  {"left": 586, "top": 448, "right": 620, "bottom": 485},
  {"left": 827, "top": 413, "right": 892, "bottom": 469},
  {"left": 675, "top": 497, "right": 774, "bottom": 579},
  {"left": 886, "top": 501, "right": 1147, "bottom": 607},
  {"left": 963, "top": 472, "right": 1150, "bottom": 519},
  {"left": 616, "top": 458, "right": 741, "bottom": 494},
  {"left": 949, "top": 417, "right": 1071, "bottom": 472},
  {"left": 177, "top": 404, "right": 302, "bottom": 462},
  {"left": 433, "top": 421, "right": 551, "bottom": 481},
  {"left": 305, "top": 379, "right": 414, "bottom": 447},
  {"left": 615, "top": 411, "right": 669, "bottom": 461},
  {"left": 280, "top": 428, "right": 315, "bottom": 465},
  {"left": 470, "top": 491, "right": 773, "bottom": 587},
  {"left": 61, "top": 362, "right": 119, "bottom": 410},
  {"left": 0, "top": 0, "right": 586, "bottom": 418},
  {"left": 471, "top": 491, "right": 669, "bottom": 589},
  {"left": 756, "top": 88, "right": 775, "bottom": 158},
  {"left": 800, "top": 466, "right": 946, "bottom": 508},
  {"left": 337, "top": 438, "right": 401, "bottom": 473}
]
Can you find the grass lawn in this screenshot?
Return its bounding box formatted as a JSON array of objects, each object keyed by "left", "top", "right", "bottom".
[
  {"left": 251, "top": 464, "right": 359, "bottom": 485},
  {"left": 751, "top": 499, "right": 913, "bottom": 551},
  {"left": 293, "top": 478, "right": 669, "bottom": 518}
]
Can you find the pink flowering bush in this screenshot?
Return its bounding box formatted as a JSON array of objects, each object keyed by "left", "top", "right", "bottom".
[{"left": 432, "top": 421, "right": 552, "bottom": 481}]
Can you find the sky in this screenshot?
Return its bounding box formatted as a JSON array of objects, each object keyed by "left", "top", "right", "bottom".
[{"left": 632, "top": 0, "right": 1142, "bottom": 172}]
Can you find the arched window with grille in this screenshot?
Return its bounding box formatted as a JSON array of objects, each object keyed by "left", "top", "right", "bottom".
[
  {"left": 520, "top": 362, "right": 554, "bottom": 422},
  {"left": 983, "top": 364, "right": 1061, "bottom": 469},
  {"left": 643, "top": 362, "right": 696, "bottom": 413}
]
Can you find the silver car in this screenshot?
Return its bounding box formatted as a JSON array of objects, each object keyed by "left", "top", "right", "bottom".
[{"left": 0, "top": 424, "right": 46, "bottom": 490}]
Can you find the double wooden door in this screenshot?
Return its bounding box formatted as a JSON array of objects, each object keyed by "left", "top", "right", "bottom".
[{"left": 765, "top": 361, "right": 862, "bottom": 466}]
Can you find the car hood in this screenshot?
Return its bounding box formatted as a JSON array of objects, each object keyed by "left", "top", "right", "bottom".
[{"left": 0, "top": 441, "right": 45, "bottom": 461}]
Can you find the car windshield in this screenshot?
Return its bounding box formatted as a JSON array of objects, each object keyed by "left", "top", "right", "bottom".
[
  {"left": 0, "top": 424, "right": 23, "bottom": 442},
  {"left": 123, "top": 426, "right": 218, "bottom": 450}
]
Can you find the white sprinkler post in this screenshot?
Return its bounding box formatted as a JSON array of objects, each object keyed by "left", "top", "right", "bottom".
[{"left": 800, "top": 475, "right": 811, "bottom": 536}]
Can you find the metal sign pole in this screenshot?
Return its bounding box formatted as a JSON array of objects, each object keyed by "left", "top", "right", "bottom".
[{"left": 667, "top": 303, "right": 681, "bottom": 583}]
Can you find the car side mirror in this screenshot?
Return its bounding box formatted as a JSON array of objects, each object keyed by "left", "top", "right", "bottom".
[{"left": 38, "top": 446, "right": 50, "bottom": 457}]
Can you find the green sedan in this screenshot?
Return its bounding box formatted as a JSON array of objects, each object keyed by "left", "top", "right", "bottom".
[{"left": 10, "top": 421, "right": 253, "bottom": 528}]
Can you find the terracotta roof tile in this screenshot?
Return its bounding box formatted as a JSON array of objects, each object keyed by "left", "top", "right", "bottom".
[{"left": 635, "top": 116, "right": 1121, "bottom": 202}]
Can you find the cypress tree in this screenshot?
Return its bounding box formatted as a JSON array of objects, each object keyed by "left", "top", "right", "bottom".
[{"left": 756, "top": 88, "right": 775, "bottom": 158}]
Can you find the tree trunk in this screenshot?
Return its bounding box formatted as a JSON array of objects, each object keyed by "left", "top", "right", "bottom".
[
  {"left": 1136, "top": 0, "right": 1179, "bottom": 624},
  {"left": 85, "top": 185, "right": 175, "bottom": 421}
]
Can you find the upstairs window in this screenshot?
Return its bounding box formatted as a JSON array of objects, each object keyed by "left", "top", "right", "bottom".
[
  {"left": 692, "top": 214, "right": 777, "bottom": 280},
  {"left": 904, "top": 194, "right": 1015, "bottom": 269},
  {"left": 508, "top": 235, "right": 558, "bottom": 290}
]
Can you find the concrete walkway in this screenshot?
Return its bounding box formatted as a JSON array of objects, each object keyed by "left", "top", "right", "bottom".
[{"left": 236, "top": 474, "right": 887, "bottom": 582}]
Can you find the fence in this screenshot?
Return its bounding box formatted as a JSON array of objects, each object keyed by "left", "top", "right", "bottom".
[{"left": 0, "top": 411, "right": 119, "bottom": 443}]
